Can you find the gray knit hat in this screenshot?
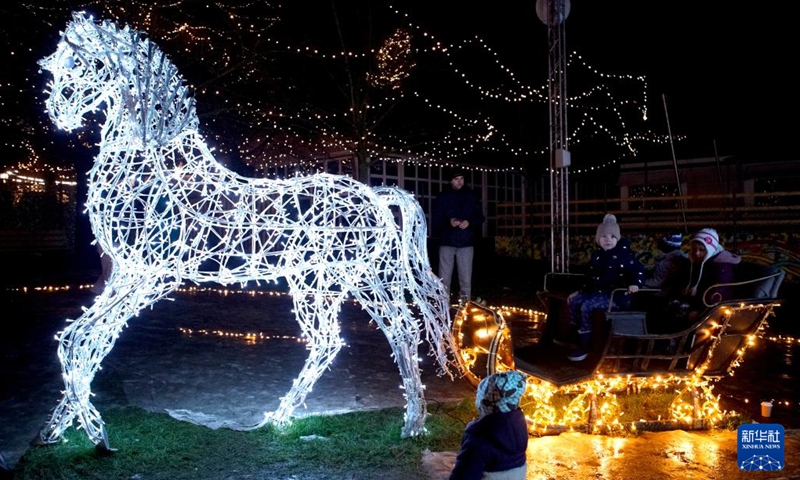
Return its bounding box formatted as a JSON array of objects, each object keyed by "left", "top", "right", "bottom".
[{"left": 595, "top": 214, "right": 621, "bottom": 242}]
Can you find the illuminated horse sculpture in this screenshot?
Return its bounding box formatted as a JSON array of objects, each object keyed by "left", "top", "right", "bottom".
[{"left": 38, "top": 12, "right": 459, "bottom": 449}]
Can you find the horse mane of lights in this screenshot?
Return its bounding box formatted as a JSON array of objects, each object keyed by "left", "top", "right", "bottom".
[{"left": 36, "top": 11, "right": 460, "bottom": 449}]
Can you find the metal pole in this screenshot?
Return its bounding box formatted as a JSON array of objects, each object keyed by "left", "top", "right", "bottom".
[
  {"left": 539, "top": 0, "right": 570, "bottom": 273},
  {"left": 662, "top": 94, "right": 688, "bottom": 234}
]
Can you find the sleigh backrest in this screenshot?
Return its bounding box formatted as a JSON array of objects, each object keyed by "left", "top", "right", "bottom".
[
  {"left": 702, "top": 261, "right": 784, "bottom": 307},
  {"left": 732, "top": 262, "right": 784, "bottom": 299},
  {"left": 598, "top": 261, "right": 784, "bottom": 378}
]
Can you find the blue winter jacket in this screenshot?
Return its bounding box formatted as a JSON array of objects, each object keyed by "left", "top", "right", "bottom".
[
  {"left": 449, "top": 408, "right": 528, "bottom": 480},
  {"left": 583, "top": 238, "right": 646, "bottom": 294}
]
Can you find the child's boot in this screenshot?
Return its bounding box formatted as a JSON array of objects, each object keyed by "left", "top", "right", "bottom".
[
  {"left": 567, "top": 332, "right": 591, "bottom": 362},
  {"left": 553, "top": 323, "right": 578, "bottom": 347}
]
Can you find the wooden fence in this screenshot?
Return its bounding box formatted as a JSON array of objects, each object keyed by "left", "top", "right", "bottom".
[{"left": 496, "top": 191, "right": 800, "bottom": 237}]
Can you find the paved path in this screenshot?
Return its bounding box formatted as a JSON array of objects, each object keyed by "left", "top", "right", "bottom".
[
  {"left": 0, "top": 287, "right": 475, "bottom": 472},
  {"left": 4, "top": 268, "right": 800, "bottom": 478}
]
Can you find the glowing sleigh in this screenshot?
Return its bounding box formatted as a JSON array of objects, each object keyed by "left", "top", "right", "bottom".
[{"left": 452, "top": 262, "right": 784, "bottom": 435}]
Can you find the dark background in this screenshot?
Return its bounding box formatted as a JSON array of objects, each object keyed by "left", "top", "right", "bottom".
[{"left": 404, "top": 0, "right": 799, "bottom": 159}]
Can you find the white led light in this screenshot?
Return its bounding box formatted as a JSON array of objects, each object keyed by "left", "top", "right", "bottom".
[{"left": 36, "top": 12, "right": 459, "bottom": 447}]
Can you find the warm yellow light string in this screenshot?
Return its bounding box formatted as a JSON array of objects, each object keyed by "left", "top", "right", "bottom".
[
  {"left": 453, "top": 300, "right": 791, "bottom": 434},
  {"left": 177, "top": 327, "right": 309, "bottom": 346}
]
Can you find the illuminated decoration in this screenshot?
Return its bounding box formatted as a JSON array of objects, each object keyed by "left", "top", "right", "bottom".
[
  {"left": 2, "top": 2, "right": 684, "bottom": 192},
  {"left": 453, "top": 300, "right": 781, "bottom": 435},
  {"left": 451, "top": 302, "right": 515, "bottom": 388},
  {"left": 1, "top": 168, "right": 76, "bottom": 188},
  {"left": 368, "top": 28, "right": 415, "bottom": 90},
  {"left": 15, "top": 1, "right": 279, "bottom": 171},
  {"left": 242, "top": 43, "right": 667, "bottom": 176},
  {"left": 36, "top": 12, "right": 460, "bottom": 448},
  {"left": 178, "top": 327, "right": 309, "bottom": 347}
]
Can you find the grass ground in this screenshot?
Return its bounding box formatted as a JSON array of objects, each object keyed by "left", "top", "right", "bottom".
[
  {"left": 9, "top": 393, "right": 750, "bottom": 480},
  {"left": 10, "top": 401, "right": 474, "bottom": 480}
]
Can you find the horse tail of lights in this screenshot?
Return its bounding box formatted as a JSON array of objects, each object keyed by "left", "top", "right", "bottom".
[{"left": 374, "top": 186, "right": 462, "bottom": 379}]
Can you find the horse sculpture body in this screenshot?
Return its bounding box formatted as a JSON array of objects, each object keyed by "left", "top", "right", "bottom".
[{"left": 38, "top": 12, "right": 458, "bottom": 448}]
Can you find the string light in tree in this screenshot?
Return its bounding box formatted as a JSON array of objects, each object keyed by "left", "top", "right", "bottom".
[
  {"left": 242, "top": 3, "right": 688, "bottom": 177},
  {"left": 3, "top": 2, "right": 688, "bottom": 183}
]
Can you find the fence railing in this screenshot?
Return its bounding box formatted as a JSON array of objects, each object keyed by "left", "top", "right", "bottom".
[{"left": 495, "top": 191, "right": 800, "bottom": 236}]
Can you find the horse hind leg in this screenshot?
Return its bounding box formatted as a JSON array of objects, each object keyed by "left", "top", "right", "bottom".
[
  {"left": 38, "top": 274, "right": 179, "bottom": 449},
  {"left": 353, "top": 287, "right": 427, "bottom": 438},
  {"left": 257, "top": 283, "right": 346, "bottom": 428}
]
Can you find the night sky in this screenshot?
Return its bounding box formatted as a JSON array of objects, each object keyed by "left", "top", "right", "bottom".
[
  {"left": 406, "top": 0, "right": 799, "bottom": 160},
  {"left": 566, "top": 1, "right": 798, "bottom": 160},
  {"left": 1, "top": 1, "right": 796, "bottom": 173}
]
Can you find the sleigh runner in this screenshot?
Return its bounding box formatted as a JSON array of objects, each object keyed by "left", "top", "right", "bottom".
[{"left": 452, "top": 261, "right": 784, "bottom": 433}]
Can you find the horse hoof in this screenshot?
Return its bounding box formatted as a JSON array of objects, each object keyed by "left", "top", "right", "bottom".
[
  {"left": 30, "top": 434, "right": 58, "bottom": 447},
  {"left": 95, "top": 444, "right": 118, "bottom": 455}
]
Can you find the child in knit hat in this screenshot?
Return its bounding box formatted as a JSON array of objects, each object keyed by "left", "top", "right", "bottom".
[
  {"left": 645, "top": 228, "right": 742, "bottom": 334},
  {"left": 683, "top": 227, "right": 741, "bottom": 308},
  {"left": 659, "top": 233, "right": 684, "bottom": 253},
  {"left": 449, "top": 371, "right": 528, "bottom": 480},
  {"left": 564, "top": 214, "right": 645, "bottom": 362}
]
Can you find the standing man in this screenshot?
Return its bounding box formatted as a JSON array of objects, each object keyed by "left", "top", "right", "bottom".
[{"left": 433, "top": 169, "right": 484, "bottom": 303}]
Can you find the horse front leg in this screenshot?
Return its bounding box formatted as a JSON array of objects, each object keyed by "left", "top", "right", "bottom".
[
  {"left": 38, "top": 273, "right": 179, "bottom": 450},
  {"left": 266, "top": 283, "right": 345, "bottom": 427}
]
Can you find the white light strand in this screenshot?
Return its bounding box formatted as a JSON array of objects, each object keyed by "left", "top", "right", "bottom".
[{"left": 36, "top": 12, "right": 459, "bottom": 448}]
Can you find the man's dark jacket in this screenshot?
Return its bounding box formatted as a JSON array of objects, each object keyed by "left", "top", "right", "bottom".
[{"left": 432, "top": 185, "right": 484, "bottom": 248}]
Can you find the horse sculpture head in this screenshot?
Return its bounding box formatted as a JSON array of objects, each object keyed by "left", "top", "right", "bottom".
[
  {"left": 38, "top": 12, "right": 117, "bottom": 132},
  {"left": 39, "top": 11, "right": 198, "bottom": 145}
]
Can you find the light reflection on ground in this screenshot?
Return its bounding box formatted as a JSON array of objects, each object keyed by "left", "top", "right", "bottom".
[
  {"left": 5, "top": 283, "right": 800, "bottom": 478},
  {"left": 424, "top": 429, "right": 800, "bottom": 479}
]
